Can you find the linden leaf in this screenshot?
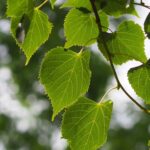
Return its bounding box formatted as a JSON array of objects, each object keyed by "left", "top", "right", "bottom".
[
  {"left": 11, "top": 9, "right": 53, "bottom": 64},
  {"left": 7, "top": 0, "right": 33, "bottom": 17},
  {"left": 98, "top": 21, "right": 147, "bottom": 65},
  {"left": 101, "top": 0, "right": 138, "bottom": 17},
  {"left": 61, "top": 0, "right": 92, "bottom": 11},
  {"left": 144, "top": 13, "right": 150, "bottom": 38},
  {"left": 64, "top": 8, "right": 108, "bottom": 48},
  {"left": 40, "top": 47, "right": 91, "bottom": 120},
  {"left": 62, "top": 97, "right": 113, "bottom": 150},
  {"left": 128, "top": 60, "right": 150, "bottom": 104}
]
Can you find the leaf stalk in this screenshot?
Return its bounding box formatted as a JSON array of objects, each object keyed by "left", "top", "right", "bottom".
[
  {"left": 99, "top": 86, "right": 117, "bottom": 103},
  {"left": 36, "top": 0, "right": 49, "bottom": 9}
]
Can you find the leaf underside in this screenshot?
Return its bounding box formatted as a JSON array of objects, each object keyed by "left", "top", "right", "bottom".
[
  {"left": 62, "top": 97, "right": 113, "bottom": 150},
  {"left": 40, "top": 47, "right": 91, "bottom": 120}
]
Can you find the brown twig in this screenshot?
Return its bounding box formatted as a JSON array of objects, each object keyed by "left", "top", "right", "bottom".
[
  {"left": 89, "top": 0, "right": 150, "bottom": 114},
  {"left": 133, "top": 2, "right": 150, "bottom": 10}
]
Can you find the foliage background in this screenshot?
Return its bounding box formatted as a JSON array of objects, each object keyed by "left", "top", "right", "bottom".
[{"left": 0, "top": 0, "right": 150, "bottom": 149}]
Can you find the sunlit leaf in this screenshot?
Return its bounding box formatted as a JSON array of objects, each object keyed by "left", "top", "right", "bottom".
[
  {"left": 64, "top": 8, "right": 108, "bottom": 48},
  {"left": 40, "top": 47, "right": 91, "bottom": 120},
  {"left": 62, "top": 97, "right": 113, "bottom": 150}
]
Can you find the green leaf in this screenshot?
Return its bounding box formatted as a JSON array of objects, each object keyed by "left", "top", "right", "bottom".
[
  {"left": 144, "top": 13, "right": 150, "bottom": 39},
  {"left": 11, "top": 9, "right": 53, "bottom": 64},
  {"left": 40, "top": 47, "right": 91, "bottom": 120},
  {"left": 61, "top": 0, "right": 92, "bottom": 11},
  {"left": 101, "top": 0, "right": 138, "bottom": 17},
  {"left": 128, "top": 61, "right": 150, "bottom": 104},
  {"left": 98, "top": 21, "right": 147, "bottom": 65},
  {"left": 62, "top": 97, "right": 113, "bottom": 150},
  {"left": 64, "top": 8, "right": 108, "bottom": 48},
  {"left": 49, "top": 0, "right": 56, "bottom": 9},
  {"left": 7, "top": 0, "right": 33, "bottom": 17},
  {"left": 22, "top": 9, "right": 52, "bottom": 64},
  {"left": 148, "top": 140, "right": 150, "bottom": 147}
]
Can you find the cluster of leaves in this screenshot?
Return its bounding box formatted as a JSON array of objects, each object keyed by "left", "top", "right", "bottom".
[{"left": 6, "top": 0, "right": 150, "bottom": 149}]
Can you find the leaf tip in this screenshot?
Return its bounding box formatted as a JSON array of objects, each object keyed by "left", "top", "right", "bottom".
[
  {"left": 64, "top": 42, "right": 71, "bottom": 49},
  {"left": 51, "top": 110, "right": 58, "bottom": 121},
  {"left": 25, "top": 55, "right": 31, "bottom": 65}
]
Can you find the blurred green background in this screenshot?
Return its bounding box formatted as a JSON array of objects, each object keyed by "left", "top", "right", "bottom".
[{"left": 0, "top": 0, "right": 150, "bottom": 150}]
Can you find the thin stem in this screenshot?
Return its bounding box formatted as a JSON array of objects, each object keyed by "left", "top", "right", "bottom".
[
  {"left": 133, "top": 2, "right": 150, "bottom": 10},
  {"left": 36, "top": 0, "right": 48, "bottom": 9},
  {"left": 99, "top": 86, "right": 117, "bottom": 103},
  {"left": 90, "top": 0, "right": 120, "bottom": 89},
  {"left": 78, "top": 47, "right": 84, "bottom": 55},
  {"left": 101, "top": 25, "right": 113, "bottom": 33},
  {"left": 89, "top": 0, "right": 150, "bottom": 114}
]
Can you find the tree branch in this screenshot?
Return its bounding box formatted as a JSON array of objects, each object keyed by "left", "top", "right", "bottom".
[
  {"left": 89, "top": 0, "right": 150, "bottom": 114},
  {"left": 133, "top": 2, "right": 150, "bottom": 10}
]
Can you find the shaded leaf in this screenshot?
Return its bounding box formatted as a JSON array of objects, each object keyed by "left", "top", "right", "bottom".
[
  {"left": 7, "top": 0, "right": 33, "bottom": 17},
  {"left": 61, "top": 0, "right": 92, "bottom": 11},
  {"left": 144, "top": 13, "right": 150, "bottom": 38},
  {"left": 101, "top": 0, "right": 138, "bottom": 17},
  {"left": 49, "top": 0, "right": 56, "bottom": 9},
  {"left": 11, "top": 9, "right": 53, "bottom": 64},
  {"left": 98, "top": 21, "right": 147, "bottom": 65},
  {"left": 128, "top": 60, "right": 150, "bottom": 104}
]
